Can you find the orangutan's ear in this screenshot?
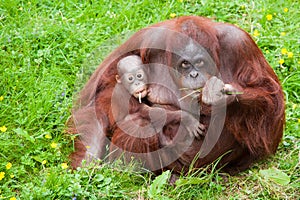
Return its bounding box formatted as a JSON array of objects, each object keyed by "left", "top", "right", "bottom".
[{"left": 115, "top": 75, "right": 121, "bottom": 83}]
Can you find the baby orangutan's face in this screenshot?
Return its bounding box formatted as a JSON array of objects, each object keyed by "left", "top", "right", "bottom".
[{"left": 116, "top": 56, "right": 149, "bottom": 103}]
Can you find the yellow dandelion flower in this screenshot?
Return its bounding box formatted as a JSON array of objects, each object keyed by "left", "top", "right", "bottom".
[
  {"left": 10, "top": 174, "right": 15, "bottom": 178},
  {"left": 253, "top": 30, "right": 260, "bottom": 37},
  {"left": 284, "top": 8, "right": 288, "bottom": 12},
  {"left": 0, "top": 96, "right": 3, "bottom": 101},
  {"left": 170, "top": 13, "right": 176, "bottom": 18},
  {"left": 279, "top": 59, "right": 284, "bottom": 65},
  {"left": 298, "top": 119, "right": 300, "bottom": 123},
  {"left": 50, "top": 142, "right": 58, "bottom": 148},
  {"left": 280, "top": 32, "right": 286, "bottom": 36},
  {"left": 9, "top": 197, "right": 16, "bottom": 200},
  {"left": 42, "top": 160, "right": 47, "bottom": 165},
  {"left": 178, "top": 0, "right": 183, "bottom": 2},
  {"left": 281, "top": 48, "right": 288, "bottom": 55},
  {"left": 287, "top": 52, "right": 293, "bottom": 58},
  {"left": 266, "top": 50, "right": 270, "bottom": 54},
  {"left": 6, "top": 162, "right": 12, "bottom": 170},
  {"left": 0, "top": 172, "right": 5, "bottom": 180},
  {"left": 61, "top": 163, "right": 68, "bottom": 169},
  {"left": 0, "top": 126, "right": 7, "bottom": 132},
  {"left": 44, "top": 134, "right": 52, "bottom": 139},
  {"left": 266, "top": 14, "right": 272, "bottom": 21}
]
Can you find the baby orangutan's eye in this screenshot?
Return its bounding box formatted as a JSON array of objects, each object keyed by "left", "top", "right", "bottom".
[
  {"left": 127, "top": 75, "right": 134, "bottom": 83},
  {"left": 136, "top": 73, "right": 143, "bottom": 79}
]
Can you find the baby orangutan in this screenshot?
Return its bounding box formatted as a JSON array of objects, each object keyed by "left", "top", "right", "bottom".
[
  {"left": 112, "top": 55, "right": 205, "bottom": 145},
  {"left": 115, "top": 55, "right": 149, "bottom": 104}
]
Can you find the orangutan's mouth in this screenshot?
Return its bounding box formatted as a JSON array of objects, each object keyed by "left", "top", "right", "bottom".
[{"left": 133, "top": 86, "right": 148, "bottom": 103}]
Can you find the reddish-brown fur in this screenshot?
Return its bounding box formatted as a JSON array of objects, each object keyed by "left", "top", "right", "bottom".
[{"left": 69, "top": 16, "right": 285, "bottom": 175}]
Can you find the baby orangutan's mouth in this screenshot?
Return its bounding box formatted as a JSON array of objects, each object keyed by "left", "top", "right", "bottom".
[{"left": 133, "top": 85, "right": 148, "bottom": 103}]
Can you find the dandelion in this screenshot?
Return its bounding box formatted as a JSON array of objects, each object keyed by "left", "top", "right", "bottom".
[
  {"left": 279, "top": 59, "right": 284, "bottom": 65},
  {"left": 178, "top": 0, "right": 183, "bottom": 2},
  {"left": 265, "top": 50, "right": 270, "bottom": 54},
  {"left": 0, "top": 96, "right": 3, "bottom": 101},
  {"left": 298, "top": 119, "right": 300, "bottom": 123},
  {"left": 61, "top": 163, "right": 68, "bottom": 169},
  {"left": 266, "top": 14, "right": 272, "bottom": 21},
  {"left": 281, "top": 48, "right": 288, "bottom": 55},
  {"left": 287, "top": 52, "right": 293, "bottom": 58},
  {"left": 10, "top": 174, "right": 15, "bottom": 178},
  {"left": 284, "top": 8, "right": 288, "bottom": 12},
  {"left": 170, "top": 13, "right": 176, "bottom": 18},
  {"left": 280, "top": 32, "right": 286, "bottom": 36},
  {"left": 10, "top": 197, "right": 16, "bottom": 200},
  {"left": 0, "top": 172, "right": 5, "bottom": 180},
  {"left": 0, "top": 126, "right": 7, "bottom": 132},
  {"left": 253, "top": 30, "right": 260, "bottom": 37},
  {"left": 50, "top": 142, "right": 58, "bottom": 148},
  {"left": 42, "top": 160, "right": 47, "bottom": 165},
  {"left": 45, "top": 134, "right": 52, "bottom": 139},
  {"left": 6, "top": 162, "right": 12, "bottom": 170}
]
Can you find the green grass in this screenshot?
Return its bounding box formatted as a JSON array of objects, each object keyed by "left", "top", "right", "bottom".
[{"left": 0, "top": 0, "right": 299, "bottom": 199}]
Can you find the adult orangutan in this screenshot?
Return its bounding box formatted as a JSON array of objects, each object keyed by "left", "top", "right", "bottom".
[{"left": 69, "top": 16, "right": 285, "bottom": 176}]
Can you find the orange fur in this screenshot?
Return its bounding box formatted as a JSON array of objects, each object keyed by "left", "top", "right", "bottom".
[{"left": 68, "top": 16, "right": 285, "bottom": 175}]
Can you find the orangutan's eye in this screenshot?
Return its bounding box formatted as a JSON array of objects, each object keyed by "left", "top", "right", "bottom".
[{"left": 181, "top": 60, "right": 191, "bottom": 68}]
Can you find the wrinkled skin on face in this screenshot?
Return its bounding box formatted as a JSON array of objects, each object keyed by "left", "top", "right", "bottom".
[
  {"left": 116, "top": 55, "right": 148, "bottom": 100},
  {"left": 170, "top": 40, "right": 219, "bottom": 91}
]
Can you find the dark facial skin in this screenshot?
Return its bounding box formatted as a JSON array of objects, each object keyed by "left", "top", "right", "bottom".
[
  {"left": 116, "top": 55, "right": 148, "bottom": 100},
  {"left": 171, "top": 40, "right": 218, "bottom": 90}
]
